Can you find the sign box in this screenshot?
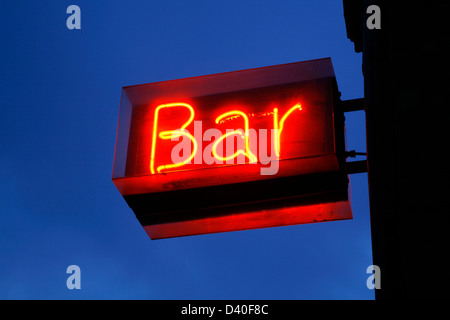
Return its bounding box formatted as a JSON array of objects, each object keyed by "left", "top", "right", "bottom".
[{"left": 112, "top": 58, "right": 352, "bottom": 239}]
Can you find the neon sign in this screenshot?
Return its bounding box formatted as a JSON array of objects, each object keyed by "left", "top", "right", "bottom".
[
  {"left": 112, "top": 58, "right": 352, "bottom": 239},
  {"left": 148, "top": 102, "right": 303, "bottom": 175}
]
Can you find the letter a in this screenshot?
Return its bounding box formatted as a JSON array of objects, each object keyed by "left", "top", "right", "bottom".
[
  {"left": 66, "top": 5, "right": 81, "bottom": 30},
  {"left": 366, "top": 265, "right": 381, "bottom": 289},
  {"left": 66, "top": 265, "right": 81, "bottom": 289},
  {"left": 366, "top": 5, "right": 381, "bottom": 30}
]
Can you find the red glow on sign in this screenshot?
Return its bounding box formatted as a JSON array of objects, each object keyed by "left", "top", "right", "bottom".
[{"left": 144, "top": 200, "right": 352, "bottom": 240}]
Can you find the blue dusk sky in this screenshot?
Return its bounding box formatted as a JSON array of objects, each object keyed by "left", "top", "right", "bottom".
[{"left": 0, "top": 0, "right": 371, "bottom": 299}]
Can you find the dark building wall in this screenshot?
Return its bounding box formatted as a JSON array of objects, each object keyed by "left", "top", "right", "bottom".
[{"left": 343, "top": 1, "right": 449, "bottom": 299}]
